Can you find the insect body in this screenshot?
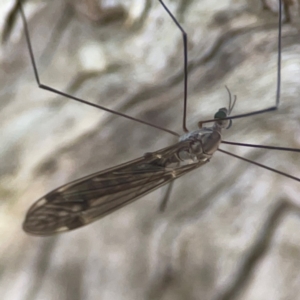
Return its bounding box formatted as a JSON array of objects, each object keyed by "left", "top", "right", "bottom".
[{"left": 23, "top": 106, "right": 233, "bottom": 235}]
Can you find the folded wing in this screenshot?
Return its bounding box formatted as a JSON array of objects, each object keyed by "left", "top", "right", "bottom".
[{"left": 23, "top": 141, "right": 208, "bottom": 235}]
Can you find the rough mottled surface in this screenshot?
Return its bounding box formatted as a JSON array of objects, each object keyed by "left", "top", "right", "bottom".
[{"left": 0, "top": 0, "right": 300, "bottom": 299}]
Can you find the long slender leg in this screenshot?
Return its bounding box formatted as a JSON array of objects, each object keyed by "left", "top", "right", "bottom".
[
  {"left": 159, "top": 180, "right": 175, "bottom": 212},
  {"left": 199, "top": 0, "right": 283, "bottom": 125},
  {"left": 159, "top": 0, "right": 189, "bottom": 132},
  {"left": 17, "top": 1, "right": 179, "bottom": 137}
]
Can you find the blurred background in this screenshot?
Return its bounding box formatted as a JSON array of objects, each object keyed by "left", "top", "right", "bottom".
[{"left": 1, "top": 0, "right": 300, "bottom": 299}]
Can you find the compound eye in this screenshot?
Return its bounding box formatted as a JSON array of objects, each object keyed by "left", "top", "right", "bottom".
[{"left": 214, "top": 110, "right": 226, "bottom": 119}]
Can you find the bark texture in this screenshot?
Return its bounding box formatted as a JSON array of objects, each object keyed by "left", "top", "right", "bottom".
[{"left": 0, "top": 0, "right": 300, "bottom": 299}]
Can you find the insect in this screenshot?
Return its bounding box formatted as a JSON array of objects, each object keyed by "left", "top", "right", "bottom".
[{"left": 16, "top": 0, "right": 299, "bottom": 236}]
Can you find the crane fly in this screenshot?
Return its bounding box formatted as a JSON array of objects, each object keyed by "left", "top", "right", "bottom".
[{"left": 16, "top": 0, "right": 300, "bottom": 236}]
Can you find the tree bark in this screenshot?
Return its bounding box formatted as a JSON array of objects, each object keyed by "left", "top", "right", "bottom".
[{"left": 0, "top": 1, "right": 300, "bottom": 299}]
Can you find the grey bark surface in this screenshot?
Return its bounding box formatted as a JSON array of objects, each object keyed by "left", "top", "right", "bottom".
[{"left": 0, "top": 0, "right": 300, "bottom": 299}]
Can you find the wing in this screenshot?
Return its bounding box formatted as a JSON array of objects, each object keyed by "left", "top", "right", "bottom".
[{"left": 23, "top": 141, "right": 208, "bottom": 235}]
